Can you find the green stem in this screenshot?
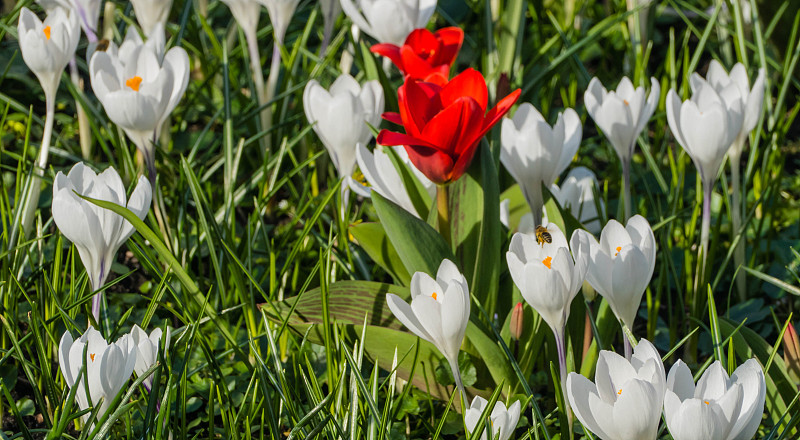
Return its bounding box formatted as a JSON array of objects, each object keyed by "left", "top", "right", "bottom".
[
  {"left": 730, "top": 151, "right": 746, "bottom": 301},
  {"left": 437, "top": 185, "right": 451, "bottom": 248}
]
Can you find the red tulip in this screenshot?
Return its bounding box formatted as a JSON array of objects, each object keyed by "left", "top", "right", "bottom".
[
  {"left": 377, "top": 68, "right": 521, "bottom": 185},
  {"left": 371, "top": 27, "right": 464, "bottom": 85}
]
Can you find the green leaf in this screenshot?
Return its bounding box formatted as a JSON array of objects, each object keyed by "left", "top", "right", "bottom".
[
  {"left": 350, "top": 222, "right": 411, "bottom": 285},
  {"left": 449, "top": 142, "right": 502, "bottom": 315},
  {"left": 372, "top": 192, "right": 454, "bottom": 278}
]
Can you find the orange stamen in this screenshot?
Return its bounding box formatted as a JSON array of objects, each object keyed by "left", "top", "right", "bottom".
[
  {"left": 623, "top": 99, "right": 629, "bottom": 105},
  {"left": 615, "top": 246, "right": 622, "bottom": 256},
  {"left": 704, "top": 401, "right": 710, "bottom": 405},
  {"left": 617, "top": 389, "right": 622, "bottom": 395},
  {"left": 431, "top": 292, "right": 437, "bottom": 300},
  {"left": 542, "top": 256, "right": 552, "bottom": 269},
  {"left": 125, "top": 76, "right": 143, "bottom": 91},
  {"left": 90, "top": 353, "right": 96, "bottom": 362},
  {"left": 43, "top": 26, "right": 51, "bottom": 40}
]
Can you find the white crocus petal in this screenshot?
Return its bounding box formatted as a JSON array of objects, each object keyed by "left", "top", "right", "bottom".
[
  {"left": 340, "top": 0, "right": 436, "bottom": 44},
  {"left": 303, "top": 75, "right": 384, "bottom": 179},
  {"left": 18, "top": 7, "right": 81, "bottom": 101},
  {"left": 572, "top": 215, "right": 655, "bottom": 330},
  {"left": 664, "top": 359, "right": 756, "bottom": 440},
  {"left": 551, "top": 167, "right": 605, "bottom": 235},
  {"left": 726, "top": 359, "right": 766, "bottom": 440},
  {"left": 386, "top": 259, "right": 469, "bottom": 389},
  {"left": 58, "top": 327, "right": 137, "bottom": 425},
  {"left": 499, "top": 199, "right": 510, "bottom": 228},
  {"left": 52, "top": 163, "right": 152, "bottom": 291},
  {"left": 71, "top": 0, "right": 101, "bottom": 36},
  {"left": 500, "top": 103, "right": 582, "bottom": 222},
  {"left": 37, "top": 0, "right": 71, "bottom": 13},
  {"left": 464, "top": 397, "right": 521, "bottom": 440},
  {"left": 584, "top": 76, "right": 659, "bottom": 163},
  {"left": 353, "top": 144, "right": 433, "bottom": 218},
  {"left": 130, "top": 0, "right": 173, "bottom": 36},
  {"left": 567, "top": 338, "right": 665, "bottom": 440},
  {"left": 221, "top": 0, "right": 263, "bottom": 36},
  {"left": 258, "top": 0, "right": 300, "bottom": 44},
  {"left": 506, "top": 224, "right": 587, "bottom": 335},
  {"left": 130, "top": 325, "right": 163, "bottom": 390}
]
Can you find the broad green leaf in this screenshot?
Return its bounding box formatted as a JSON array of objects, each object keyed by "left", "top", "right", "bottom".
[
  {"left": 449, "top": 143, "right": 502, "bottom": 315},
  {"left": 372, "top": 191, "right": 454, "bottom": 278},
  {"left": 350, "top": 222, "right": 411, "bottom": 285},
  {"left": 265, "top": 280, "right": 515, "bottom": 400}
]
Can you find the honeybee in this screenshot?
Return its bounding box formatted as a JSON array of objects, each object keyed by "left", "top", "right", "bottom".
[{"left": 535, "top": 225, "right": 552, "bottom": 247}]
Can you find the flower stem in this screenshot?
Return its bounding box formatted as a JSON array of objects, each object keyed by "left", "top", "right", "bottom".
[
  {"left": 623, "top": 329, "right": 633, "bottom": 361},
  {"left": 69, "top": 59, "right": 92, "bottom": 160},
  {"left": 19, "top": 98, "right": 55, "bottom": 237},
  {"left": 264, "top": 43, "right": 282, "bottom": 154},
  {"left": 555, "top": 328, "right": 573, "bottom": 432},
  {"left": 698, "top": 178, "right": 712, "bottom": 294},
  {"left": 622, "top": 154, "right": 632, "bottom": 221},
  {"left": 448, "top": 357, "right": 467, "bottom": 405},
  {"left": 437, "top": 185, "right": 451, "bottom": 247},
  {"left": 245, "top": 29, "right": 270, "bottom": 154},
  {"left": 730, "top": 151, "right": 746, "bottom": 301}
]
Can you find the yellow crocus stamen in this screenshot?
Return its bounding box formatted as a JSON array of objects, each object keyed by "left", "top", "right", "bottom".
[
  {"left": 43, "top": 26, "right": 51, "bottom": 40},
  {"left": 125, "top": 76, "right": 143, "bottom": 91},
  {"left": 623, "top": 99, "right": 629, "bottom": 105},
  {"left": 617, "top": 389, "right": 622, "bottom": 395},
  {"left": 431, "top": 292, "right": 438, "bottom": 300},
  {"left": 542, "top": 256, "right": 552, "bottom": 269},
  {"left": 615, "top": 246, "right": 622, "bottom": 256},
  {"left": 90, "top": 353, "right": 96, "bottom": 362},
  {"left": 704, "top": 401, "right": 710, "bottom": 405}
]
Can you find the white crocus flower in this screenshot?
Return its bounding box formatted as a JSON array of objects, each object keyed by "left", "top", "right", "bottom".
[
  {"left": 348, "top": 144, "right": 435, "bottom": 219},
  {"left": 89, "top": 28, "right": 190, "bottom": 179},
  {"left": 130, "top": 0, "right": 174, "bottom": 37},
  {"left": 130, "top": 325, "right": 164, "bottom": 391},
  {"left": 58, "top": 327, "right": 137, "bottom": 424},
  {"left": 507, "top": 224, "right": 588, "bottom": 342},
  {"left": 667, "top": 80, "right": 739, "bottom": 186},
  {"left": 567, "top": 338, "right": 666, "bottom": 440},
  {"left": 571, "top": 215, "right": 655, "bottom": 342},
  {"left": 52, "top": 162, "right": 151, "bottom": 319},
  {"left": 303, "top": 74, "right": 384, "bottom": 180},
  {"left": 464, "top": 397, "right": 521, "bottom": 440},
  {"left": 500, "top": 103, "right": 582, "bottom": 227},
  {"left": 507, "top": 224, "right": 588, "bottom": 412},
  {"left": 585, "top": 77, "right": 659, "bottom": 167},
  {"left": 664, "top": 359, "right": 765, "bottom": 440},
  {"left": 584, "top": 76, "right": 658, "bottom": 220},
  {"left": 703, "top": 60, "right": 765, "bottom": 158},
  {"left": 386, "top": 259, "right": 470, "bottom": 395},
  {"left": 35, "top": 0, "right": 71, "bottom": 15},
  {"left": 258, "top": 0, "right": 300, "bottom": 45},
  {"left": 340, "top": 0, "right": 437, "bottom": 45},
  {"left": 18, "top": 7, "right": 80, "bottom": 102},
  {"left": 550, "top": 167, "right": 605, "bottom": 235}
]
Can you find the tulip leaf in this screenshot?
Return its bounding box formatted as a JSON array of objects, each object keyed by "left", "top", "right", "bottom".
[
  {"left": 371, "top": 191, "right": 454, "bottom": 278},
  {"left": 264, "top": 280, "right": 505, "bottom": 401},
  {"left": 449, "top": 142, "right": 502, "bottom": 316},
  {"left": 349, "top": 222, "right": 411, "bottom": 285}
]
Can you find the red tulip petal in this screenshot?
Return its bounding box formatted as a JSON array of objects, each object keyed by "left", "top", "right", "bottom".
[
  {"left": 480, "top": 88, "right": 521, "bottom": 138},
  {"left": 377, "top": 130, "right": 439, "bottom": 150},
  {"left": 434, "top": 27, "right": 464, "bottom": 65},
  {"left": 422, "top": 70, "right": 450, "bottom": 86},
  {"left": 370, "top": 43, "right": 404, "bottom": 72},
  {"left": 399, "top": 79, "right": 441, "bottom": 135},
  {"left": 404, "top": 145, "right": 454, "bottom": 185},
  {"left": 448, "top": 139, "right": 481, "bottom": 182},
  {"left": 382, "top": 112, "right": 403, "bottom": 125},
  {"left": 419, "top": 96, "right": 483, "bottom": 156},
  {"left": 400, "top": 45, "right": 437, "bottom": 80},
  {"left": 438, "top": 68, "right": 488, "bottom": 111},
  {"left": 404, "top": 28, "right": 439, "bottom": 54}
]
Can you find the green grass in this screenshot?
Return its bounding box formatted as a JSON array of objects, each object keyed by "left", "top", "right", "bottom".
[{"left": 0, "top": 0, "right": 799, "bottom": 438}]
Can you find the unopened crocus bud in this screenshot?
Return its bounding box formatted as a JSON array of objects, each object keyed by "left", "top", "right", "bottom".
[
  {"left": 510, "top": 302, "right": 524, "bottom": 340},
  {"left": 784, "top": 324, "right": 800, "bottom": 382}
]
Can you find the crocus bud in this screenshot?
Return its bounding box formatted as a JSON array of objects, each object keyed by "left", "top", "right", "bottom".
[
  {"left": 130, "top": 325, "right": 164, "bottom": 391},
  {"left": 784, "top": 324, "right": 800, "bottom": 382},
  {"left": 509, "top": 302, "right": 524, "bottom": 340}
]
